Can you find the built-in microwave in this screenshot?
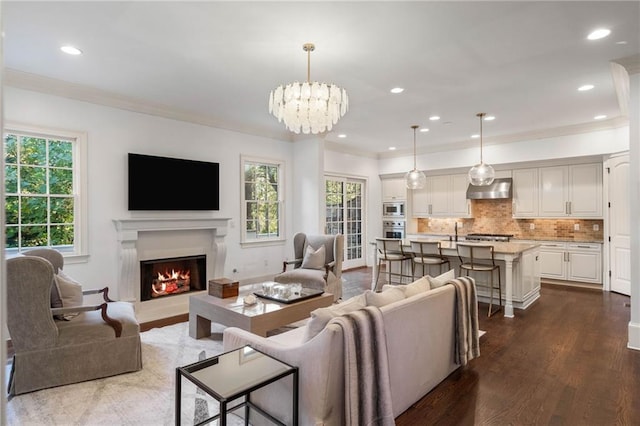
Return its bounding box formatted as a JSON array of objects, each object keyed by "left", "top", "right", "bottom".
[{"left": 383, "top": 202, "right": 405, "bottom": 218}]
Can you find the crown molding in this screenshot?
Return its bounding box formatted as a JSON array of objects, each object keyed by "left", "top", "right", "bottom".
[
  {"left": 4, "top": 69, "right": 294, "bottom": 143},
  {"left": 613, "top": 54, "right": 640, "bottom": 75},
  {"left": 375, "top": 116, "right": 629, "bottom": 160}
]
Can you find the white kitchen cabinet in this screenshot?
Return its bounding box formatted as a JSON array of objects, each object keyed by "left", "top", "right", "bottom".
[
  {"left": 566, "top": 243, "right": 602, "bottom": 284},
  {"left": 382, "top": 178, "right": 407, "bottom": 201},
  {"left": 512, "top": 168, "right": 538, "bottom": 218},
  {"left": 538, "top": 163, "right": 602, "bottom": 218},
  {"left": 410, "top": 174, "right": 470, "bottom": 218},
  {"left": 538, "top": 242, "right": 567, "bottom": 280},
  {"left": 538, "top": 241, "right": 602, "bottom": 284}
]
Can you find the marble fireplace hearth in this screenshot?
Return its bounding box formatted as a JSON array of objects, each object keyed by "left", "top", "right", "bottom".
[{"left": 113, "top": 217, "right": 231, "bottom": 323}]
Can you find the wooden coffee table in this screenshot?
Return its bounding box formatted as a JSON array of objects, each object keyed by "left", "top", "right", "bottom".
[{"left": 189, "top": 284, "right": 333, "bottom": 338}]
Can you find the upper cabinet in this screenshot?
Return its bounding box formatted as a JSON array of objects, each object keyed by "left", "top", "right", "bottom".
[
  {"left": 512, "top": 168, "right": 538, "bottom": 218},
  {"left": 512, "top": 163, "right": 602, "bottom": 218},
  {"left": 539, "top": 163, "right": 602, "bottom": 218},
  {"left": 411, "top": 173, "right": 470, "bottom": 218},
  {"left": 381, "top": 178, "right": 407, "bottom": 201}
]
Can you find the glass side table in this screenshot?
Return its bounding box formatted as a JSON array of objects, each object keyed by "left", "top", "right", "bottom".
[{"left": 175, "top": 345, "right": 298, "bottom": 426}]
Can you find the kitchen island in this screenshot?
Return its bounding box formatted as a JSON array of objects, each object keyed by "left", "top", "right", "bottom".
[{"left": 372, "top": 239, "right": 541, "bottom": 318}]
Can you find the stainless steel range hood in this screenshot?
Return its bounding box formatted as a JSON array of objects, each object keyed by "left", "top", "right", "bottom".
[{"left": 466, "top": 177, "right": 513, "bottom": 199}]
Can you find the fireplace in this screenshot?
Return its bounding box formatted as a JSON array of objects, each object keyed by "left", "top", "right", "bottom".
[
  {"left": 140, "top": 255, "right": 206, "bottom": 301},
  {"left": 113, "top": 217, "right": 231, "bottom": 323}
]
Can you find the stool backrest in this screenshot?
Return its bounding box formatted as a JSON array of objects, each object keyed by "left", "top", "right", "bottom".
[
  {"left": 457, "top": 243, "right": 496, "bottom": 266},
  {"left": 410, "top": 240, "right": 442, "bottom": 258},
  {"left": 376, "top": 238, "right": 404, "bottom": 257}
]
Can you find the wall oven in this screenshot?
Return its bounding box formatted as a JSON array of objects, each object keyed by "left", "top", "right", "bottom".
[
  {"left": 383, "top": 220, "right": 405, "bottom": 239},
  {"left": 383, "top": 202, "right": 405, "bottom": 218}
]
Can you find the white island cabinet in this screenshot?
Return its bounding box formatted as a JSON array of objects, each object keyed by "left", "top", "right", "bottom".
[{"left": 373, "top": 240, "right": 541, "bottom": 318}]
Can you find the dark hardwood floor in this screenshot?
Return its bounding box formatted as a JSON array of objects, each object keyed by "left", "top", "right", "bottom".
[{"left": 343, "top": 267, "right": 640, "bottom": 425}]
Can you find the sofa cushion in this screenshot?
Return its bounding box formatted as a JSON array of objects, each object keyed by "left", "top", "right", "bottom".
[
  {"left": 365, "top": 288, "right": 405, "bottom": 307},
  {"left": 427, "top": 269, "right": 455, "bottom": 288},
  {"left": 301, "top": 244, "right": 326, "bottom": 270},
  {"left": 303, "top": 293, "right": 366, "bottom": 341},
  {"left": 405, "top": 276, "right": 432, "bottom": 297}
]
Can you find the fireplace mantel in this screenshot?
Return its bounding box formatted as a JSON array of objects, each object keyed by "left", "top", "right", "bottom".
[{"left": 113, "top": 217, "right": 231, "bottom": 322}]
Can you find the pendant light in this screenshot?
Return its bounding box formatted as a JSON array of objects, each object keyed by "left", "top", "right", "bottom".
[
  {"left": 405, "top": 125, "right": 427, "bottom": 189},
  {"left": 468, "top": 112, "right": 495, "bottom": 186}
]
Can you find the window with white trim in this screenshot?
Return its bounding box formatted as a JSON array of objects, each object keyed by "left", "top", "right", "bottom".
[
  {"left": 241, "top": 156, "right": 284, "bottom": 243},
  {"left": 3, "top": 124, "right": 88, "bottom": 256}
]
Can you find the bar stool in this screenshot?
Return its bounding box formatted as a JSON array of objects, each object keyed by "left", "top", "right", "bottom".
[
  {"left": 375, "top": 238, "right": 413, "bottom": 290},
  {"left": 409, "top": 240, "right": 450, "bottom": 279},
  {"left": 456, "top": 243, "right": 502, "bottom": 317}
]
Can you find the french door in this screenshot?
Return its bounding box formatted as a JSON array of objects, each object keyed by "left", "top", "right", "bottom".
[{"left": 325, "top": 176, "right": 366, "bottom": 270}]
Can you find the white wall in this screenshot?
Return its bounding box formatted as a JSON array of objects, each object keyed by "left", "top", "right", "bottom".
[
  {"left": 324, "top": 150, "right": 381, "bottom": 266},
  {"left": 4, "top": 87, "right": 295, "bottom": 294}
]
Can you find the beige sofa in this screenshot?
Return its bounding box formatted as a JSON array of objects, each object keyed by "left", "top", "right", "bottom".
[{"left": 223, "top": 276, "right": 476, "bottom": 425}]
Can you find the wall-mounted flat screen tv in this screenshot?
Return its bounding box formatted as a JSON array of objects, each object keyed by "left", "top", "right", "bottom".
[{"left": 128, "top": 153, "right": 220, "bottom": 211}]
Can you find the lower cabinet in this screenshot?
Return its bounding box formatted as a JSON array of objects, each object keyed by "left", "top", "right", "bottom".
[{"left": 538, "top": 241, "right": 602, "bottom": 284}]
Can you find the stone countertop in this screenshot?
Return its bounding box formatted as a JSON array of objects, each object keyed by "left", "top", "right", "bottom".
[
  {"left": 407, "top": 233, "right": 603, "bottom": 244},
  {"left": 407, "top": 239, "right": 540, "bottom": 255}
]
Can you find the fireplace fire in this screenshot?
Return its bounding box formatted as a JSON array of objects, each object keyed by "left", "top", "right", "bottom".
[{"left": 140, "top": 255, "right": 206, "bottom": 301}]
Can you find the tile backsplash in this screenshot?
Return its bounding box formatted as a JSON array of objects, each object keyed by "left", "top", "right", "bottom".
[{"left": 416, "top": 199, "right": 604, "bottom": 242}]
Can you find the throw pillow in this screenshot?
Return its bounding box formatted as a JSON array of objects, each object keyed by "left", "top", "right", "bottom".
[
  {"left": 301, "top": 245, "right": 326, "bottom": 270},
  {"left": 54, "top": 270, "right": 84, "bottom": 319},
  {"left": 426, "top": 269, "right": 456, "bottom": 289},
  {"left": 404, "top": 276, "right": 431, "bottom": 298},
  {"left": 303, "top": 293, "right": 367, "bottom": 341},
  {"left": 364, "top": 287, "right": 405, "bottom": 308}
]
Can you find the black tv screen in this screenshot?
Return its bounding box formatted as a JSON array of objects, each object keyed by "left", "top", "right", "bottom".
[{"left": 128, "top": 153, "right": 219, "bottom": 211}]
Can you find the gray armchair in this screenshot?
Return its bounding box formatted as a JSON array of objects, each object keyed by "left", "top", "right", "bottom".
[
  {"left": 6, "top": 249, "right": 142, "bottom": 395},
  {"left": 274, "top": 233, "right": 344, "bottom": 301}
]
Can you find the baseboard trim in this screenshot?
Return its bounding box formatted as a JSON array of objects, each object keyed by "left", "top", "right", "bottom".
[{"left": 628, "top": 321, "right": 640, "bottom": 351}]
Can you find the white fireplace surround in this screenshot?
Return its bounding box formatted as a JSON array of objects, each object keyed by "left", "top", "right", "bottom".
[{"left": 113, "top": 217, "right": 231, "bottom": 323}]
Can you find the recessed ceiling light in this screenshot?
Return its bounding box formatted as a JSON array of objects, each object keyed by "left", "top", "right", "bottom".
[
  {"left": 390, "top": 87, "right": 404, "bottom": 94},
  {"left": 578, "top": 84, "right": 594, "bottom": 91},
  {"left": 484, "top": 115, "right": 496, "bottom": 121},
  {"left": 419, "top": 128, "right": 430, "bottom": 133},
  {"left": 616, "top": 41, "right": 628, "bottom": 45},
  {"left": 337, "top": 134, "right": 347, "bottom": 138},
  {"left": 594, "top": 114, "right": 607, "bottom": 120},
  {"left": 471, "top": 134, "right": 480, "bottom": 139},
  {"left": 587, "top": 28, "right": 611, "bottom": 40},
  {"left": 429, "top": 115, "right": 440, "bottom": 121},
  {"left": 60, "top": 45, "right": 82, "bottom": 55},
  {"left": 388, "top": 147, "right": 397, "bottom": 151}
]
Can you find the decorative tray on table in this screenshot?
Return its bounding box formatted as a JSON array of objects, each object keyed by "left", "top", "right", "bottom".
[{"left": 253, "top": 282, "right": 323, "bottom": 304}]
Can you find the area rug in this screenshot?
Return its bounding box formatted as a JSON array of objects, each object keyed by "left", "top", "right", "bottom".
[{"left": 6, "top": 322, "right": 234, "bottom": 426}]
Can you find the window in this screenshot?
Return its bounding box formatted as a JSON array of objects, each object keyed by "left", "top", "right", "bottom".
[
  {"left": 4, "top": 124, "right": 87, "bottom": 256},
  {"left": 241, "top": 156, "right": 284, "bottom": 244}
]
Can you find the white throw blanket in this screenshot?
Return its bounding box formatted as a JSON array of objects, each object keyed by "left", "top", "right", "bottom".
[
  {"left": 329, "top": 306, "right": 395, "bottom": 426},
  {"left": 446, "top": 277, "right": 481, "bottom": 366}
]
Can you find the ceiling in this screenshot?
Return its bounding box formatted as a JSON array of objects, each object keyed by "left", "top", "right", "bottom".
[{"left": 3, "top": 1, "right": 639, "bottom": 156}]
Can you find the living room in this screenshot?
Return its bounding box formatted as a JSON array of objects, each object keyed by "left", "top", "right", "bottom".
[{"left": 2, "top": 1, "right": 640, "bottom": 424}]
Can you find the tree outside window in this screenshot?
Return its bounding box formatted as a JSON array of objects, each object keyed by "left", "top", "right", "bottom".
[
  {"left": 4, "top": 131, "right": 77, "bottom": 252},
  {"left": 242, "top": 157, "right": 283, "bottom": 242}
]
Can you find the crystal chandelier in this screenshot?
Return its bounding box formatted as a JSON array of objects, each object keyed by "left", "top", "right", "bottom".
[
  {"left": 269, "top": 43, "right": 349, "bottom": 134},
  {"left": 405, "top": 125, "right": 427, "bottom": 190},
  {"left": 468, "top": 112, "right": 495, "bottom": 186}
]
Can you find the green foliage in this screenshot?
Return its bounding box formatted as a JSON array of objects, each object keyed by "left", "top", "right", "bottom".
[
  {"left": 4, "top": 133, "right": 75, "bottom": 250},
  {"left": 244, "top": 162, "right": 280, "bottom": 238}
]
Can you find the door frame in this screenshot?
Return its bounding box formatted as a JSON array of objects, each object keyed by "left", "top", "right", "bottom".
[{"left": 324, "top": 173, "right": 368, "bottom": 270}]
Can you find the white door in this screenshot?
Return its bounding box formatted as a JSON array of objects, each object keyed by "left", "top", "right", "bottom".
[
  {"left": 607, "top": 155, "right": 631, "bottom": 295},
  {"left": 325, "top": 177, "right": 366, "bottom": 270},
  {"left": 538, "top": 245, "right": 567, "bottom": 279},
  {"left": 569, "top": 163, "right": 603, "bottom": 217},
  {"left": 429, "top": 175, "right": 450, "bottom": 216},
  {"left": 512, "top": 168, "right": 538, "bottom": 217}
]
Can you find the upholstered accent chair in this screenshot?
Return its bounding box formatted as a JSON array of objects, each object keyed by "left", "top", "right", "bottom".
[
  {"left": 6, "top": 249, "right": 142, "bottom": 395},
  {"left": 274, "top": 233, "right": 344, "bottom": 301}
]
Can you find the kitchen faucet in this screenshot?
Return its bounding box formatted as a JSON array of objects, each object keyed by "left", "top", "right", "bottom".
[{"left": 454, "top": 222, "right": 458, "bottom": 242}]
